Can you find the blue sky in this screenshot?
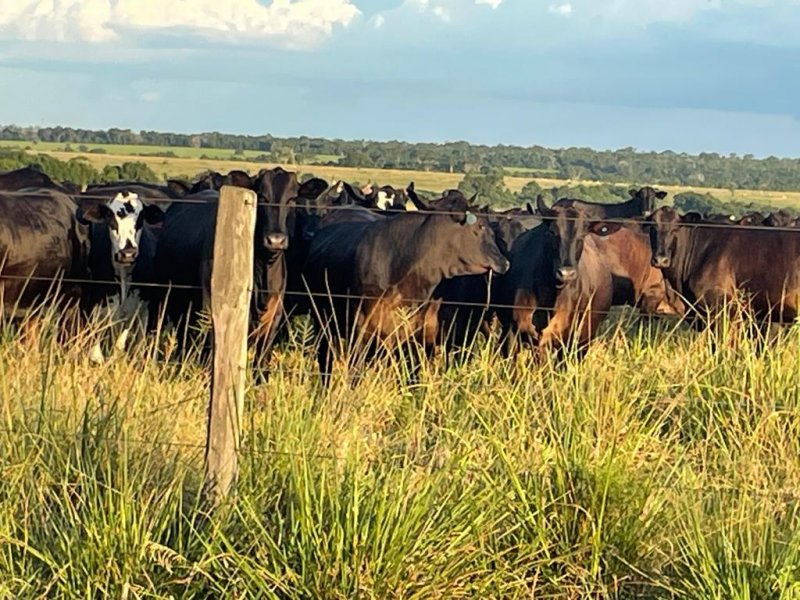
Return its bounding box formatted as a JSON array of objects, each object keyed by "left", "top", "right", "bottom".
[{"left": 1, "top": 0, "right": 799, "bottom": 156}]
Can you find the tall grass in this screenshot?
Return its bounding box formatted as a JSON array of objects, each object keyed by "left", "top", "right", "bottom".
[{"left": 1, "top": 308, "right": 800, "bottom": 598}]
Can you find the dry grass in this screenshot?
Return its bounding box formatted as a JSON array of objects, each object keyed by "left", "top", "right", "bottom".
[{"left": 2, "top": 304, "right": 800, "bottom": 597}]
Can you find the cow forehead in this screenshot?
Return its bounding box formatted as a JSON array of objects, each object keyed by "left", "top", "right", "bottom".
[{"left": 107, "top": 193, "right": 144, "bottom": 219}]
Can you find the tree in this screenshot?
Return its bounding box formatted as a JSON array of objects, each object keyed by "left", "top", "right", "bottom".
[{"left": 458, "top": 168, "right": 516, "bottom": 207}]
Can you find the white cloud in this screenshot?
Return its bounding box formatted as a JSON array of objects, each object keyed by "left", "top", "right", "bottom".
[
  {"left": 139, "top": 91, "right": 160, "bottom": 103},
  {"left": 0, "top": 0, "right": 360, "bottom": 47},
  {"left": 399, "top": 0, "right": 501, "bottom": 23},
  {"left": 373, "top": 14, "right": 386, "bottom": 29},
  {"left": 548, "top": 3, "right": 573, "bottom": 17}
]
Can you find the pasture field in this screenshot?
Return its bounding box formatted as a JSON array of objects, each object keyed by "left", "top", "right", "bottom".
[
  {"left": 5, "top": 139, "right": 800, "bottom": 208},
  {"left": 2, "top": 305, "right": 800, "bottom": 598}
]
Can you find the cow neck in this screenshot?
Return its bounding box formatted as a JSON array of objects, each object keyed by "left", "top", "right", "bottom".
[
  {"left": 254, "top": 251, "right": 286, "bottom": 293},
  {"left": 254, "top": 250, "right": 286, "bottom": 295},
  {"left": 368, "top": 212, "right": 452, "bottom": 303},
  {"left": 669, "top": 225, "right": 701, "bottom": 296}
]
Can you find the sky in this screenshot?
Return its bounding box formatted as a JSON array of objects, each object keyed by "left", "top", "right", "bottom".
[{"left": 0, "top": 0, "right": 799, "bottom": 157}]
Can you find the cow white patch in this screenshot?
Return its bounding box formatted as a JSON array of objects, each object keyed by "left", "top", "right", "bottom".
[{"left": 376, "top": 190, "right": 394, "bottom": 211}]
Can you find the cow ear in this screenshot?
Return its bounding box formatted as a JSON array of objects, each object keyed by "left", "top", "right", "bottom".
[
  {"left": 526, "top": 202, "right": 535, "bottom": 215},
  {"left": 77, "top": 203, "right": 112, "bottom": 224},
  {"left": 141, "top": 204, "right": 165, "bottom": 225},
  {"left": 656, "top": 190, "right": 668, "bottom": 200},
  {"left": 298, "top": 177, "right": 329, "bottom": 200},
  {"left": 629, "top": 188, "right": 638, "bottom": 198},
  {"left": 406, "top": 182, "right": 429, "bottom": 211}
]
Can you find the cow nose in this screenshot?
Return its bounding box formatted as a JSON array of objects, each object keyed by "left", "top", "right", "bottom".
[
  {"left": 494, "top": 257, "right": 511, "bottom": 275},
  {"left": 653, "top": 256, "right": 671, "bottom": 269},
  {"left": 265, "top": 233, "right": 289, "bottom": 251},
  {"left": 115, "top": 249, "right": 137, "bottom": 265},
  {"left": 557, "top": 267, "right": 577, "bottom": 282}
]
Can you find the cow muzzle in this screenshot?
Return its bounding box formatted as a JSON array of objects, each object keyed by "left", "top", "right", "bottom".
[
  {"left": 652, "top": 256, "right": 671, "bottom": 269},
  {"left": 493, "top": 257, "right": 511, "bottom": 275},
  {"left": 264, "top": 233, "right": 289, "bottom": 251},
  {"left": 557, "top": 267, "right": 577, "bottom": 282},
  {"left": 115, "top": 249, "right": 138, "bottom": 265}
]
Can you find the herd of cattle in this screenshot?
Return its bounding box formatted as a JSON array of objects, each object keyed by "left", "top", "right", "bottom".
[{"left": 1, "top": 165, "right": 799, "bottom": 382}]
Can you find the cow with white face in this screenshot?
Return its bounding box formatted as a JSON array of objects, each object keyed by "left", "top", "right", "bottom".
[
  {"left": 77, "top": 191, "right": 165, "bottom": 361},
  {"left": 79, "top": 192, "right": 165, "bottom": 299}
]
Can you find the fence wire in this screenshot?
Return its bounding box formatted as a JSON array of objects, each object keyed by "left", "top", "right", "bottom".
[{"left": 3, "top": 188, "right": 800, "bottom": 232}]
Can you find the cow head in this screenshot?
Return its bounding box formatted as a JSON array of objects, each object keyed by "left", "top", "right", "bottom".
[
  {"left": 290, "top": 177, "right": 335, "bottom": 244},
  {"left": 738, "top": 211, "right": 765, "bottom": 226},
  {"left": 434, "top": 193, "right": 510, "bottom": 277},
  {"left": 644, "top": 206, "right": 700, "bottom": 269},
  {"left": 764, "top": 209, "right": 794, "bottom": 228},
  {"left": 537, "top": 195, "right": 600, "bottom": 283},
  {"left": 78, "top": 191, "right": 165, "bottom": 271},
  {"left": 629, "top": 186, "right": 668, "bottom": 215},
  {"left": 252, "top": 167, "right": 299, "bottom": 254}
]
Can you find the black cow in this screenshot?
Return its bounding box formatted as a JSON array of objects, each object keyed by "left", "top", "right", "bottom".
[
  {"left": 154, "top": 168, "right": 318, "bottom": 364},
  {"left": 435, "top": 203, "right": 542, "bottom": 353},
  {"left": 302, "top": 191, "right": 510, "bottom": 386},
  {"left": 647, "top": 206, "right": 800, "bottom": 325},
  {"left": 0, "top": 166, "right": 70, "bottom": 193},
  {"left": 0, "top": 189, "right": 89, "bottom": 320}
]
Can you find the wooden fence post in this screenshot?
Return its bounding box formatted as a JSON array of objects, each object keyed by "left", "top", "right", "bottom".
[{"left": 203, "top": 185, "right": 256, "bottom": 511}]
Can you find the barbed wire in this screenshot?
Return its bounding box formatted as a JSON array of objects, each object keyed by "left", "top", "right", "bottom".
[
  {"left": 3, "top": 188, "right": 800, "bottom": 232},
  {"left": 0, "top": 272, "right": 699, "bottom": 318}
]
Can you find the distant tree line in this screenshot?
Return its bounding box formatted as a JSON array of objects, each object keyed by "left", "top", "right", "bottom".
[
  {"left": 3, "top": 124, "right": 800, "bottom": 191},
  {"left": 1, "top": 148, "right": 794, "bottom": 218}
]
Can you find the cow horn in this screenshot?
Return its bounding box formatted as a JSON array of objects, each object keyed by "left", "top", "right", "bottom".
[{"left": 535, "top": 194, "right": 549, "bottom": 214}]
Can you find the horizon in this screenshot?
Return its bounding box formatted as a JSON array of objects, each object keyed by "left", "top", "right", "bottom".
[
  {"left": 6, "top": 122, "right": 800, "bottom": 162},
  {"left": 2, "top": 1, "right": 800, "bottom": 158}
]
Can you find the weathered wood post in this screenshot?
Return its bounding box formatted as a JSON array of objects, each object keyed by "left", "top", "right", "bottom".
[{"left": 203, "top": 185, "right": 256, "bottom": 510}]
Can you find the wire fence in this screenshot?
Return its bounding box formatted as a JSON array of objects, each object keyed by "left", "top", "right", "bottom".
[{"left": 3, "top": 188, "right": 800, "bottom": 232}]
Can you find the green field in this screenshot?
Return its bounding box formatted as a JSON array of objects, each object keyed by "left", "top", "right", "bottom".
[
  {"left": 5, "top": 139, "right": 800, "bottom": 209},
  {"left": 2, "top": 306, "right": 800, "bottom": 597}
]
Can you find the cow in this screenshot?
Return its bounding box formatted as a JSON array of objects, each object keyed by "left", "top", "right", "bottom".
[
  {"left": 494, "top": 194, "right": 680, "bottom": 359},
  {"left": 0, "top": 166, "right": 72, "bottom": 193},
  {"left": 188, "top": 170, "right": 252, "bottom": 194},
  {"left": 283, "top": 180, "right": 391, "bottom": 322},
  {"left": 85, "top": 181, "right": 187, "bottom": 200},
  {"left": 302, "top": 191, "right": 510, "bottom": 386},
  {"left": 549, "top": 186, "right": 668, "bottom": 218},
  {"left": 0, "top": 189, "right": 89, "bottom": 323},
  {"left": 736, "top": 212, "right": 765, "bottom": 226},
  {"left": 76, "top": 191, "right": 165, "bottom": 307},
  {"left": 435, "top": 204, "right": 542, "bottom": 354},
  {"left": 360, "top": 184, "right": 411, "bottom": 212},
  {"left": 154, "top": 168, "right": 319, "bottom": 366},
  {"left": 75, "top": 191, "right": 166, "bottom": 360},
  {"left": 647, "top": 206, "right": 800, "bottom": 327},
  {"left": 763, "top": 209, "right": 795, "bottom": 228},
  {"left": 703, "top": 213, "right": 738, "bottom": 224}
]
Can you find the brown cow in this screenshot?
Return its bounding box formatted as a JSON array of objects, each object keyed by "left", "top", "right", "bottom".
[
  {"left": 647, "top": 206, "right": 800, "bottom": 324},
  {"left": 495, "top": 195, "right": 681, "bottom": 358}
]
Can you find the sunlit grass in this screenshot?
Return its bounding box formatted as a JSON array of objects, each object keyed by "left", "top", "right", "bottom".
[{"left": 1, "top": 305, "right": 800, "bottom": 598}]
